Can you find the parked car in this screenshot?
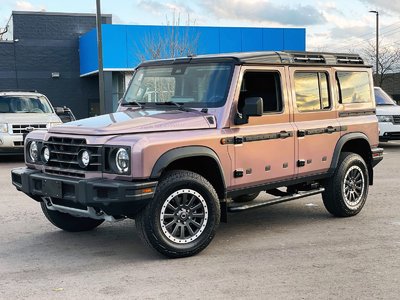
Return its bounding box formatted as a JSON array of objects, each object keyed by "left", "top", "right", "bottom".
[
  {"left": 374, "top": 87, "right": 400, "bottom": 142},
  {"left": 11, "top": 51, "right": 383, "bottom": 258},
  {"left": 0, "top": 90, "right": 63, "bottom": 155}
]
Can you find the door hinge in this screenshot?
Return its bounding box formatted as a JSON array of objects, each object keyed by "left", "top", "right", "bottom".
[
  {"left": 234, "top": 170, "right": 244, "bottom": 178},
  {"left": 234, "top": 136, "right": 244, "bottom": 144},
  {"left": 297, "top": 160, "right": 306, "bottom": 167},
  {"left": 297, "top": 130, "right": 306, "bottom": 137}
]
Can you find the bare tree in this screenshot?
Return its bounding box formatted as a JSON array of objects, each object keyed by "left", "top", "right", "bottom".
[
  {"left": 137, "top": 11, "right": 200, "bottom": 61},
  {"left": 362, "top": 40, "right": 400, "bottom": 87}
]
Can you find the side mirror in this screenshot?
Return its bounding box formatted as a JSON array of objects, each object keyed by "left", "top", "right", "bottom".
[
  {"left": 243, "top": 97, "right": 263, "bottom": 117},
  {"left": 54, "top": 107, "right": 64, "bottom": 114},
  {"left": 234, "top": 97, "right": 263, "bottom": 125}
]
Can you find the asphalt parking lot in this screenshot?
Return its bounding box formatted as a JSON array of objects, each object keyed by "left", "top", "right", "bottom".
[{"left": 0, "top": 144, "right": 399, "bottom": 299}]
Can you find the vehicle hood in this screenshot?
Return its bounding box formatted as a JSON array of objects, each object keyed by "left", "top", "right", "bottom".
[
  {"left": 49, "top": 109, "right": 217, "bottom": 136},
  {"left": 376, "top": 105, "right": 400, "bottom": 116},
  {"left": 0, "top": 113, "right": 61, "bottom": 124}
]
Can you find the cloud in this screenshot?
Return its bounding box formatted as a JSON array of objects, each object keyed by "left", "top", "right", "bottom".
[
  {"left": 199, "top": 0, "right": 326, "bottom": 26},
  {"left": 358, "top": 0, "right": 400, "bottom": 13},
  {"left": 138, "top": 0, "right": 194, "bottom": 16},
  {"left": 15, "top": 1, "right": 46, "bottom": 11}
]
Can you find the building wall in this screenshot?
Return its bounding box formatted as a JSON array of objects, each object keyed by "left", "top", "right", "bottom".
[
  {"left": 79, "top": 25, "right": 306, "bottom": 76},
  {"left": 0, "top": 11, "right": 111, "bottom": 119}
]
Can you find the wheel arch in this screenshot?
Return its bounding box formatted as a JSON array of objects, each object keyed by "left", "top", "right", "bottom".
[
  {"left": 150, "top": 146, "right": 227, "bottom": 199},
  {"left": 330, "top": 133, "right": 373, "bottom": 184}
]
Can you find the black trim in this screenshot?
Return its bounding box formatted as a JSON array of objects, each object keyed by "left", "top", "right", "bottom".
[
  {"left": 11, "top": 167, "right": 157, "bottom": 216},
  {"left": 227, "top": 173, "right": 329, "bottom": 199},
  {"left": 150, "top": 146, "right": 226, "bottom": 187},
  {"left": 297, "top": 126, "right": 345, "bottom": 137},
  {"left": 221, "top": 131, "right": 294, "bottom": 145},
  {"left": 329, "top": 132, "right": 370, "bottom": 174},
  {"left": 339, "top": 109, "right": 376, "bottom": 117}
]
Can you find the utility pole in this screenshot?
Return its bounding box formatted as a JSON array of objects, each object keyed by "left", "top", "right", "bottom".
[
  {"left": 96, "top": 0, "right": 105, "bottom": 115},
  {"left": 369, "top": 10, "right": 379, "bottom": 77}
]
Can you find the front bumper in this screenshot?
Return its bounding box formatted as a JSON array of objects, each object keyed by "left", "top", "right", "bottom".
[
  {"left": 11, "top": 167, "right": 157, "bottom": 217},
  {"left": 379, "top": 122, "right": 400, "bottom": 141},
  {"left": 0, "top": 133, "right": 24, "bottom": 155}
]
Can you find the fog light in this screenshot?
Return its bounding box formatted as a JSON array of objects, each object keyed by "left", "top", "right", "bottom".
[{"left": 42, "top": 146, "right": 50, "bottom": 163}]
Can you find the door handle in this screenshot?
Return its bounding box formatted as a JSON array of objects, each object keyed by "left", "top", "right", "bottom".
[
  {"left": 279, "top": 131, "right": 290, "bottom": 139},
  {"left": 326, "top": 126, "right": 336, "bottom": 133}
]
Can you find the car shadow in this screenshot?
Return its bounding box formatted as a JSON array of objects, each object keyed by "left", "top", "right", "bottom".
[
  {"left": 0, "top": 154, "right": 24, "bottom": 163},
  {"left": 8, "top": 199, "right": 333, "bottom": 264},
  {"left": 379, "top": 141, "right": 400, "bottom": 149}
]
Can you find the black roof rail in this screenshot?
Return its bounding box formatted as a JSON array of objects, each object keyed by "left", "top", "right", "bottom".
[
  {"left": 292, "top": 53, "right": 326, "bottom": 64},
  {"left": 336, "top": 55, "right": 364, "bottom": 64}
]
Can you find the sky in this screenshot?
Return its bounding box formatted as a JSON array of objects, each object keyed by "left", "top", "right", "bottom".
[{"left": 1, "top": 0, "right": 399, "bottom": 53}]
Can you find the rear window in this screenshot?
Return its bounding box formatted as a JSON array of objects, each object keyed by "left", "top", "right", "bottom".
[{"left": 337, "top": 71, "right": 371, "bottom": 104}]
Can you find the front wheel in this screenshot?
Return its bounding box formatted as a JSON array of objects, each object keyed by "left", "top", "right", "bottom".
[
  {"left": 322, "top": 152, "right": 369, "bottom": 217},
  {"left": 136, "top": 170, "right": 220, "bottom": 258},
  {"left": 40, "top": 202, "right": 104, "bottom": 232}
]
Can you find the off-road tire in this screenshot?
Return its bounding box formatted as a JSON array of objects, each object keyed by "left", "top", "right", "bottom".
[
  {"left": 136, "top": 170, "right": 220, "bottom": 258},
  {"left": 232, "top": 192, "right": 260, "bottom": 203},
  {"left": 322, "top": 152, "right": 369, "bottom": 217},
  {"left": 40, "top": 202, "right": 104, "bottom": 232}
]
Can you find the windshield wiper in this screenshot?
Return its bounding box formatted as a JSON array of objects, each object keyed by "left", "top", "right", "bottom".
[
  {"left": 120, "top": 100, "right": 144, "bottom": 109},
  {"left": 155, "top": 101, "right": 190, "bottom": 112}
]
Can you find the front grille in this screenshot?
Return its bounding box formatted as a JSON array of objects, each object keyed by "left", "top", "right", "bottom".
[
  {"left": 44, "top": 137, "right": 102, "bottom": 175},
  {"left": 13, "top": 141, "right": 24, "bottom": 147},
  {"left": 393, "top": 115, "right": 400, "bottom": 124},
  {"left": 12, "top": 124, "right": 47, "bottom": 134}
]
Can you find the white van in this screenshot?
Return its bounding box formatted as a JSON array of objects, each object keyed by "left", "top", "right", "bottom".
[
  {"left": 374, "top": 87, "right": 400, "bottom": 142},
  {"left": 0, "top": 91, "right": 63, "bottom": 155}
]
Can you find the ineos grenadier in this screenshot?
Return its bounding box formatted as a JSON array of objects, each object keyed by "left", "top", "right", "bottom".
[{"left": 11, "top": 51, "right": 383, "bottom": 258}]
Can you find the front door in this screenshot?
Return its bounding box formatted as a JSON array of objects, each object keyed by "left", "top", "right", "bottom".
[{"left": 230, "top": 67, "right": 296, "bottom": 190}]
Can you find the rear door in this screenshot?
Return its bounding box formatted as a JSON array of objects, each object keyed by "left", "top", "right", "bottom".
[{"left": 288, "top": 67, "right": 341, "bottom": 178}]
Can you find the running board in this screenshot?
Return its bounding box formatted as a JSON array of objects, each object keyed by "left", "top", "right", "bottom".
[{"left": 228, "top": 188, "right": 325, "bottom": 212}]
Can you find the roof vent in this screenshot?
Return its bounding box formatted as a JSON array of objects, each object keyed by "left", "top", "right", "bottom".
[{"left": 293, "top": 54, "right": 325, "bottom": 64}]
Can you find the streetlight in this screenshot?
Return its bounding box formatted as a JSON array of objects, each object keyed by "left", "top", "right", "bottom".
[
  {"left": 369, "top": 10, "right": 379, "bottom": 77},
  {"left": 96, "top": 0, "right": 105, "bottom": 115}
]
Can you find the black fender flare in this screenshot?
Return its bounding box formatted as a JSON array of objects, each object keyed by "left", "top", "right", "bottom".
[
  {"left": 150, "top": 146, "right": 226, "bottom": 189},
  {"left": 329, "top": 132, "right": 372, "bottom": 179}
]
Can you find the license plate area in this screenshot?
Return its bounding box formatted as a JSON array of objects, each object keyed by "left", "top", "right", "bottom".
[{"left": 43, "top": 179, "right": 62, "bottom": 198}]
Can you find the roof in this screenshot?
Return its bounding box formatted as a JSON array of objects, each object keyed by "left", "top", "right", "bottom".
[{"left": 139, "top": 51, "right": 369, "bottom": 68}]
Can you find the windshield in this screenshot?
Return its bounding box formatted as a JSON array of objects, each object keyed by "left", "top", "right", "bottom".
[
  {"left": 374, "top": 88, "right": 397, "bottom": 105},
  {"left": 0, "top": 95, "right": 53, "bottom": 113},
  {"left": 123, "top": 63, "right": 233, "bottom": 108}
]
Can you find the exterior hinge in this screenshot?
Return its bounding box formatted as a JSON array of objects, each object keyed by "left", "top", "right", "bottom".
[
  {"left": 234, "top": 136, "right": 243, "bottom": 144},
  {"left": 297, "top": 160, "right": 306, "bottom": 167},
  {"left": 233, "top": 170, "right": 244, "bottom": 178}
]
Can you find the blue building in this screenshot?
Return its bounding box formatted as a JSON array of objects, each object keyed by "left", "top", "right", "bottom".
[{"left": 0, "top": 11, "right": 305, "bottom": 117}]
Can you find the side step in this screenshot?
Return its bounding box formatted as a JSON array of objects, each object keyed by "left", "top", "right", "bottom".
[{"left": 228, "top": 188, "right": 325, "bottom": 212}]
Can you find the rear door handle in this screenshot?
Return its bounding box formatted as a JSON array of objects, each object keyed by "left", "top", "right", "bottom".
[
  {"left": 279, "top": 131, "right": 290, "bottom": 139},
  {"left": 326, "top": 126, "right": 336, "bottom": 133}
]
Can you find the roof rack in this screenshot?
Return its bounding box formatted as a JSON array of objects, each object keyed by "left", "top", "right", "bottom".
[
  {"left": 292, "top": 53, "right": 326, "bottom": 64},
  {"left": 336, "top": 55, "right": 364, "bottom": 64}
]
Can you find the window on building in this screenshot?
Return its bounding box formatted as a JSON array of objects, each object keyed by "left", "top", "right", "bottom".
[
  {"left": 294, "top": 72, "right": 330, "bottom": 111},
  {"left": 238, "top": 71, "right": 283, "bottom": 114},
  {"left": 337, "top": 71, "right": 371, "bottom": 104}
]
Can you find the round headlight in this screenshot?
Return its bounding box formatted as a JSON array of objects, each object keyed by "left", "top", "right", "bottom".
[
  {"left": 29, "top": 141, "right": 39, "bottom": 162},
  {"left": 42, "top": 146, "right": 50, "bottom": 163},
  {"left": 116, "top": 148, "right": 129, "bottom": 173},
  {"left": 78, "top": 149, "right": 90, "bottom": 168}
]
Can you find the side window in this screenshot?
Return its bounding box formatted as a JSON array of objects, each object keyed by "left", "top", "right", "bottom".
[
  {"left": 294, "top": 72, "right": 330, "bottom": 112},
  {"left": 238, "top": 71, "right": 283, "bottom": 114},
  {"left": 336, "top": 71, "right": 371, "bottom": 104}
]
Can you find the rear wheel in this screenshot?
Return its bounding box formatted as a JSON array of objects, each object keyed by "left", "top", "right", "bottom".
[
  {"left": 322, "top": 152, "right": 369, "bottom": 217},
  {"left": 136, "top": 170, "right": 220, "bottom": 258},
  {"left": 40, "top": 202, "right": 104, "bottom": 232}
]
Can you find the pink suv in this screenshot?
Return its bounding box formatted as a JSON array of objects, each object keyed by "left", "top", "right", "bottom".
[{"left": 11, "top": 51, "right": 383, "bottom": 258}]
